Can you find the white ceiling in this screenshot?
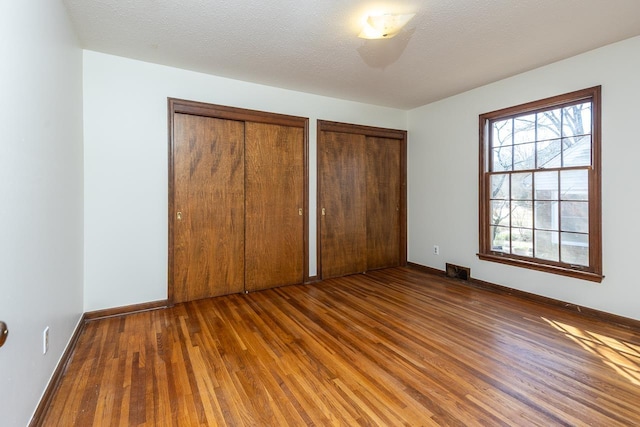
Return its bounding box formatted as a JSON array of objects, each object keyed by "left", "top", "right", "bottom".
[{"left": 62, "top": 0, "right": 640, "bottom": 110}]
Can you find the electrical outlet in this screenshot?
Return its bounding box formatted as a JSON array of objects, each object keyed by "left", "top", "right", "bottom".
[
  {"left": 434, "top": 245, "right": 440, "bottom": 255},
  {"left": 43, "top": 327, "right": 49, "bottom": 355}
]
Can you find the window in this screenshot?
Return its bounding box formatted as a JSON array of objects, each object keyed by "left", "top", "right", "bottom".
[{"left": 478, "top": 86, "right": 603, "bottom": 282}]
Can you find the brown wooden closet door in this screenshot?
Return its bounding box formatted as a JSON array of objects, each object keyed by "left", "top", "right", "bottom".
[
  {"left": 172, "top": 113, "right": 245, "bottom": 303},
  {"left": 366, "top": 137, "right": 401, "bottom": 270},
  {"left": 319, "top": 131, "right": 367, "bottom": 279},
  {"left": 244, "top": 122, "right": 304, "bottom": 291}
]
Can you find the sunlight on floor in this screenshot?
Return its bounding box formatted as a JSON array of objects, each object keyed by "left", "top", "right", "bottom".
[{"left": 542, "top": 317, "right": 640, "bottom": 386}]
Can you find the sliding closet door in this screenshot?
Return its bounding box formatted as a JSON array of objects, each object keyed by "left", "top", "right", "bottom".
[
  {"left": 170, "top": 99, "right": 309, "bottom": 302},
  {"left": 244, "top": 122, "right": 305, "bottom": 292},
  {"left": 366, "top": 137, "right": 401, "bottom": 270},
  {"left": 318, "top": 120, "right": 407, "bottom": 280},
  {"left": 172, "top": 114, "right": 245, "bottom": 303},
  {"left": 319, "top": 131, "right": 367, "bottom": 279}
]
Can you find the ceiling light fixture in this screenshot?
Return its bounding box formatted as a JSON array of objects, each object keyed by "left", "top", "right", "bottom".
[{"left": 358, "top": 13, "right": 415, "bottom": 39}]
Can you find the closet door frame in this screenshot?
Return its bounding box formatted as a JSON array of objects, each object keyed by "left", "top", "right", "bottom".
[
  {"left": 317, "top": 120, "right": 407, "bottom": 279},
  {"left": 168, "top": 98, "right": 309, "bottom": 303}
]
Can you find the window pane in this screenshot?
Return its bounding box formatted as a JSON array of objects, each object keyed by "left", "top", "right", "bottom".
[
  {"left": 535, "top": 201, "right": 558, "bottom": 231},
  {"left": 561, "top": 201, "right": 589, "bottom": 233},
  {"left": 561, "top": 169, "right": 588, "bottom": 201},
  {"left": 535, "top": 230, "right": 559, "bottom": 262},
  {"left": 537, "top": 109, "right": 561, "bottom": 141},
  {"left": 537, "top": 139, "right": 562, "bottom": 169},
  {"left": 492, "top": 119, "right": 513, "bottom": 146},
  {"left": 514, "top": 114, "right": 536, "bottom": 144},
  {"left": 512, "top": 173, "right": 532, "bottom": 200},
  {"left": 491, "top": 200, "right": 510, "bottom": 226},
  {"left": 534, "top": 171, "right": 558, "bottom": 200},
  {"left": 561, "top": 232, "right": 589, "bottom": 266},
  {"left": 491, "top": 226, "right": 510, "bottom": 253},
  {"left": 562, "top": 102, "right": 591, "bottom": 137},
  {"left": 562, "top": 136, "right": 591, "bottom": 167},
  {"left": 512, "top": 228, "right": 533, "bottom": 257},
  {"left": 514, "top": 143, "right": 535, "bottom": 170},
  {"left": 512, "top": 202, "right": 532, "bottom": 228},
  {"left": 490, "top": 174, "right": 509, "bottom": 199},
  {"left": 492, "top": 147, "right": 512, "bottom": 172}
]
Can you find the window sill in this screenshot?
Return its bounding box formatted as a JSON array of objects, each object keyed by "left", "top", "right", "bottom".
[{"left": 477, "top": 253, "right": 604, "bottom": 283}]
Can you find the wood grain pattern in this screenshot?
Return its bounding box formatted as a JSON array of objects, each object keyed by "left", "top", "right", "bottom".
[
  {"left": 169, "top": 98, "right": 308, "bottom": 129},
  {"left": 172, "top": 114, "right": 245, "bottom": 302},
  {"left": 317, "top": 121, "right": 407, "bottom": 280},
  {"left": 84, "top": 300, "right": 169, "bottom": 321},
  {"left": 318, "top": 120, "right": 407, "bottom": 140},
  {"left": 244, "top": 122, "right": 305, "bottom": 292},
  {"left": 318, "top": 131, "right": 367, "bottom": 279},
  {"left": 39, "top": 267, "right": 640, "bottom": 426},
  {"left": 366, "top": 137, "right": 401, "bottom": 270}
]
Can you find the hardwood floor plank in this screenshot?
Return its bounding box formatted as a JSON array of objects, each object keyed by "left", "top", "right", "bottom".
[{"left": 38, "top": 267, "right": 640, "bottom": 426}]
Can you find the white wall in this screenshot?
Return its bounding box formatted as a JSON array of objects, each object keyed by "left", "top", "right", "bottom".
[
  {"left": 83, "top": 51, "right": 407, "bottom": 311},
  {"left": 83, "top": 26, "right": 640, "bottom": 321},
  {"left": 0, "top": 1, "right": 84, "bottom": 425},
  {"left": 408, "top": 36, "right": 640, "bottom": 321}
]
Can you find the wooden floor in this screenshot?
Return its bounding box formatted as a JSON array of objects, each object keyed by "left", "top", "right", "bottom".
[{"left": 41, "top": 267, "right": 640, "bottom": 426}]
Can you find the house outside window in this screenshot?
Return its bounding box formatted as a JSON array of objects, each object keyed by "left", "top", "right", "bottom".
[{"left": 478, "top": 86, "right": 603, "bottom": 282}]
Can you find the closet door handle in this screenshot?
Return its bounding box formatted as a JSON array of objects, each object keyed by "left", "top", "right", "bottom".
[
  {"left": 298, "top": 208, "right": 303, "bottom": 216},
  {"left": 321, "top": 208, "right": 326, "bottom": 216},
  {"left": 0, "top": 321, "right": 8, "bottom": 348},
  {"left": 177, "top": 211, "right": 182, "bottom": 220}
]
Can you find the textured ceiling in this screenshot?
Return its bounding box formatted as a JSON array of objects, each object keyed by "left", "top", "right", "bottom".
[{"left": 62, "top": 0, "right": 640, "bottom": 109}]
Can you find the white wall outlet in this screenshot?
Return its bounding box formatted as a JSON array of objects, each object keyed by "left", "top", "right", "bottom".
[
  {"left": 434, "top": 245, "right": 440, "bottom": 255},
  {"left": 43, "top": 326, "right": 49, "bottom": 355}
]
